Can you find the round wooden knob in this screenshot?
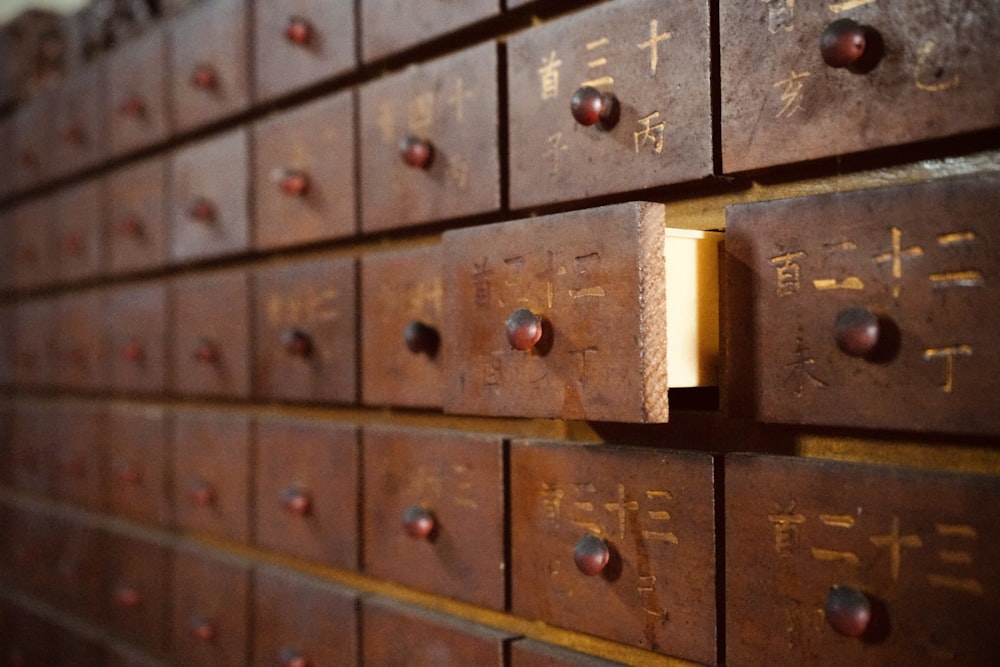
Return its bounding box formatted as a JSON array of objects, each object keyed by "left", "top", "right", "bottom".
[
  {"left": 122, "top": 341, "right": 145, "bottom": 363},
  {"left": 570, "top": 86, "right": 619, "bottom": 128},
  {"left": 824, "top": 585, "right": 872, "bottom": 637},
  {"left": 279, "top": 646, "right": 309, "bottom": 667},
  {"left": 191, "top": 617, "right": 216, "bottom": 642},
  {"left": 191, "top": 64, "right": 217, "bottom": 89},
  {"left": 834, "top": 306, "right": 879, "bottom": 357},
  {"left": 281, "top": 328, "right": 313, "bottom": 357},
  {"left": 62, "top": 123, "right": 86, "bottom": 145},
  {"left": 403, "top": 505, "right": 436, "bottom": 539},
  {"left": 505, "top": 308, "right": 543, "bottom": 351},
  {"left": 820, "top": 19, "right": 867, "bottom": 68},
  {"left": 193, "top": 338, "right": 220, "bottom": 364},
  {"left": 282, "top": 486, "right": 312, "bottom": 516},
  {"left": 403, "top": 320, "right": 440, "bottom": 356},
  {"left": 118, "top": 217, "right": 144, "bottom": 237},
  {"left": 286, "top": 16, "right": 313, "bottom": 45},
  {"left": 272, "top": 167, "right": 310, "bottom": 196},
  {"left": 573, "top": 533, "right": 610, "bottom": 576},
  {"left": 113, "top": 584, "right": 141, "bottom": 607},
  {"left": 399, "top": 135, "right": 434, "bottom": 169},
  {"left": 18, "top": 149, "right": 39, "bottom": 169},
  {"left": 66, "top": 346, "right": 87, "bottom": 367},
  {"left": 117, "top": 461, "right": 142, "bottom": 484},
  {"left": 187, "top": 196, "right": 216, "bottom": 222},
  {"left": 64, "top": 234, "right": 84, "bottom": 256},
  {"left": 189, "top": 478, "right": 215, "bottom": 506},
  {"left": 119, "top": 95, "right": 146, "bottom": 118}
]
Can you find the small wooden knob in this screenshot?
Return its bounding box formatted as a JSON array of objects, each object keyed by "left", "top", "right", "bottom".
[
  {"left": 403, "top": 505, "right": 436, "bottom": 539},
  {"left": 282, "top": 486, "right": 312, "bottom": 516},
  {"left": 279, "top": 646, "right": 309, "bottom": 667},
  {"left": 272, "top": 167, "right": 310, "bottom": 196},
  {"left": 505, "top": 308, "right": 543, "bottom": 351},
  {"left": 66, "top": 346, "right": 87, "bottom": 367},
  {"left": 570, "top": 86, "right": 619, "bottom": 129},
  {"left": 573, "top": 533, "right": 610, "bottom": 576},
  {"left": 64, "top": 234, "right": 84, "bottom": 256},
  {"left": 285, "top": 16, "right": 313, "bottom": 45},
  {"left": 399, "top": 135, "right": 434, "bottom": 169},
  {"left": 118, "top": 217, "right": 144, "bottom": 237},
  {"left": 191, "top": 617, "right": 216, "bottom": 642},
  {"left": 193, "top": 338, "right": 220, "bottom": 364},
  {"left": 820, "top": 19, "right": 867, "bottom": 68},
  {"left": 191, "top": 64, "right": 217, "bottom": 89},
  {"left": 189, "top": 478, "right": 215, "bottom": 506},
  {"left": 834, "top": 306, "right": 879, "bottom": 357},
  {"left": 122, "top": 341, "right": 145, "bottom": 363},
  {"left": 281, "top": 328, "right": 313, "bottom": 358},
  {"left": 113, "top": 584, "right": 141, "bottom": 607},
  {"left": 824, "top": 585, "right": 872, "bottom": 637},
  {"left": 62, "top": 123, "right": 86, "bottom": 145},
  {"left": 186, "top": 196, "right": 216, "bottom": 222},
  {"left": 117, "top": 461, "right": 142, "bottom": 484},
  {"left": 403, "top": 320, "right": 440, "bottom": 356},
  {"left": 119, "top": 95, "right": 146, "bottom": 118}
]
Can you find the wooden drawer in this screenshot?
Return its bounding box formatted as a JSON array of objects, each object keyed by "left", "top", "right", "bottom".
[
  {"left": 255, "top": 416, "right": 359, "bottom": 569},
  {"left": 253, "top": 0, "right": 356, "bottom": 102},
  {"left": 169, "top": 128, "right": 250, "bottom": 263},
  {"left": 50, "top": 516, "right": 104, "bottom": 620},
  {"left": 50, "top": 401, "right": 106, "bottom": 511},
  {"left": 726, "top": 454, "right": 1000, "bottom": 666},
  {"left": 53, "top": 627, "right": 108, "bottom": 666},
  {"left": 363, "top": 427, "right": 506, "bottom": 609},
  {"left": 54, "top": 290, "right": 106, "bottom": 390},
  {"left": 105, "top": 283, "right": 168, "bottom": 394},
  {"left": 50, "top": 60, "right": 106, "bottom": 178},
  {"left": 13, "top": 298, "right": 56, "bottom": 388},
  {"left": 9, "top": 401, "right": 53, "bottom": 496},
  {"left": 105, "top": 532, "right": 171, "bottom": 652},
  {"left": 107, "top": 404, "right": 171, "bottom": 526},
  {"left": 171, "top": 270, "right": 251, "bottom": 397},
  {"left": 362, "top": 597, "right": 514, "bottom": 666},
  {"left": 0, "top": 603, "right": 54, "bottom": 666},
  {"left": 510, "top": 639, "right": 627, "bottom": 667},
  {"left": 171, "top": 546, "right": 251, "bottom": 667},
  {"left": 253, "top": 567, "right": 359, "bottom": 667},
  {"left": 0, "top": 214, "right": 11, "bottom": 295},
  {"left": 724, "top": 174, "right": 1000, "bottom": 435},
  {"left": 107, "top": 27, "right": 171, "bottom": 157},
  {"left": 11, "top": 198, "right": 54, "bottom": 291},
  {"left": 511, "top": 441, "right": 716, "bottom": 665},
  {"left": 54, "top": 180, "right": 105, "bottom": 284},
  {"left": 0, "top": 117, "right": 12, "bottom": 200},
  {"left": 252, "top": 257, "right": 357, "bottom": 404},
  {"left": 508, "top": 0, "right": 712, "bottom": 209},
  {"left": 13, "top": 92, "right": 52, "bottom": 191},
  {"left": 721, "top": 1, "right": 1000, "bottom": 172},
  {"left": 442, "top": 202, "right": 721, "bottom": 422},
  {"left": 106, "top": 157, "right": 169, "bottom": 275},
  {"left": 172, "top": 410, "right": 251, "bottom": 543},
  {"left": 169, "top": 0, "right": 250, "bottom": 133},
  {"left": 361, "top": 245, "right": 444, "bottom": 408},
  {"left": 252, "top": 91, "right": 356, "bottom": 250},
  {"left": 361, "top": 0, "right": 498, "bottom": 61},
  {"left": 3, "top": 504, "right": 58, "bottom": 600},
  {"left": 0, "top": 306, "right": 10, "bottom": 386},
  {"left": 359, "top": 42, "right": 500, "bottom": 232}
]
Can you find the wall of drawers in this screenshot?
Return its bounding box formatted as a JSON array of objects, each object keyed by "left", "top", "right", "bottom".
[{"left": 1, "top": 0, "right": 999, "bottom": 665}]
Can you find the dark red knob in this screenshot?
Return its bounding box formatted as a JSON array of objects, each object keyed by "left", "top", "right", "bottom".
[
  {"left": 67, "top": 346, "right": 87, "bottom": 367},
  {"left": 273, "top": 167, "right": 310, "bottom": 196},
  {"left": 403, "top": 320, "right": 440, "bottom": 356},
  {"left": 399, "top": 135, "right": 434, "bottom": 169},
  {"left": 119, "top": 95, "right": 146, "bottom": 118},
  {"left": 403, "top": 505, "right": 436, "bottom": 539},
  {"left": 285, "top": 16, "right": 312, "bottom": 45},
  {"left": 193, "top": 338, "right": 220, "bottom": 364},
  {"left": 62, "top": 123, "right": 86, "bottom": 145},
  {"left": 281, "top": 328, "right": 313, "bottom": 357},
  {"left": 117, "top": 461, "right": 142, "bottom": 484},
  {"left": 64, "top": 234, "right": 84, "bottom": 256},
  {"left": 282, "top": 486, "right": 312, "bottom": 516},
  {"left": 189, "top": 478, "right": 215, "bottom": 506},
  {"left": 505, "top": 308, "right": 543, "bottom": 351},
  {"left": 824, "top": 585, "right": 872, "bottom": 637},
  {"left": 574, "top": 533, "right": 610, "bottom": 576},
  {"left": 191, "top": 617, "right": 216, "bottom": 642},
  {"left": 15, "top": 246, "right": 37, "bottom": 264},
  {"left": 820, "top": 19, "right": 867, "bottom": 68},
  {"left": 279, "top": 646, "right": 309, "bottom": 667},
  {"left": 122, "top": 341, "right": 145, "bottom": 363},
  {"left": 570, "top": 86, "right": 619, "bottom": 129},
  {"left": 18, "top": 149, "right": 39, "bottom": 169},
  {"left": 191, "top": 64, "right": 217, "bottom": 89},
  {"left": 187, "top": 196, "right": 215, "bottom": 222},
  {"left": 113, "top": 584, "right": 141, "bottom": 607},
  {"left": 834, "top": 306, "right": 879, "bottom": 357},
  {"left": 118, "top": 217, "right": 144, "bottom": 237}
]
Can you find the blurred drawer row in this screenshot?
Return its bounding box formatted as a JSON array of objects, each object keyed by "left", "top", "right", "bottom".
[{"left": 4, "top": 0, "right": 998, "bottom": 204}]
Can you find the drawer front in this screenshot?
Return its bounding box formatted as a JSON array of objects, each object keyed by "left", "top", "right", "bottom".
[
  {"left": 361, "top": 245, "right": 444, "bottom": 408},
  {"left": 50, "top": 516, "right": 104, "bottom": 620},
  {"left": 13, "top": 93, "right": 52, "bottom": 191},
  {"left": 13, "top": 298, "right": 56, "bottom": 388},
  {"left": 169, "top": 0, "right": 250, "bottom": 132},
  {"left": 361, "top": 0, "right": 499, "bottom": 61},
  {"left": 724, "top": 174, "right": 1000, "bottom": 435},
  {"left": 444, "top": 202, "right": 709, "bottom": 423},
  {"left": 107, "top": 28, "right": 171, "bottom": 157},
  {"left": 508, "top": 0, "right": 712, "bottom": 209},
  {"left": 0, "top": 603, "right": 55, "bottom": 666},
  {"left": 0, "top": 118, "right": 12, "bottom": 200},
  {"left": 172, "top": 410, "right": 251, "bottom": 543},
  {"left": 12, "top": 198, "right": 54, "bottom": 291},
  {"left": 9, "top": 401, "right": 53, "bottom": 496},
  {"left": 363, "top": 427, "right": 506, "bottom": 609},
  {"left": 107, "top": 405, "right": 171, "bottom": 525},
  {"left": 510, "top": 639, "right": 627, "bottom": 667},
  {"left": 359, "top": 42, "right": 500, "bottom": 232},
  {"left": 255, "top": 416, "right": 359, "bottom": 569},
  {"left": 252, "top": 91, "right": 356, "bottom": 250},
  {"left": 171, "top": 271, "right": 251, "bottom": 397},
  {"left": 252, "top": 257, "right": 357, "bottom": 403},
  {"left": 721, "top": 1, "right": 1000, "bottom": 172},
  {"left": 362, "top": 597, "right": 514, "bottom": 666},
  {"left": 171, "top": 547, "right": 251, "bottom": 667},
  {"left": 726, "top": 454, "right": 1000, "bottom": 666},
  {"left": 0, "top": 314, "right": 10, "bottom": 386},
  {"left": 54, "top": 180, "right": 105, "bottom": 284},
  {"left": 50, "top": 62, "right": 106, "bottom": 178},
  {"left": 51, "top": 402, "right": 106, "bottom": 511},
  {"left": 253, "top": 0, "right": 356, "bottom": 102},
  {"left": 511, "top": 441, "right": 716, "bottom": 665},
  {"left": 106, "top": 157, "right": 169, "bottom": 274},
  {"left": 169, "top": 127, "right": 250, "bottom": 263},
  {"left": 105, "top": 533, "right": 171, "bottom": 652},
  {"left": 55, "top": 290, "right": 106, "bottom": 390},
  {"left": 106, "top": 283, "right": 167, "bottom": 394},
  {"left": 253, "top": 567, "right": 359, "bottom": 667},
  {"left": 3, "top": 504, "right": 58, "bottom": 600}
]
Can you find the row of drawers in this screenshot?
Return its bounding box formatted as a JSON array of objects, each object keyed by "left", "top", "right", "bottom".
[
  {"left": 2, "top": 406, "right": 997, "bottom": 665},
  {"left": 5, "top": 0, "right": 998, "bottom": 203}
]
